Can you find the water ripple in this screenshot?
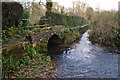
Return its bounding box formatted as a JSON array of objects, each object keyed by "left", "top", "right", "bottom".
[{"left": 52, "top": 30, "right": 118, "bottom": 78}]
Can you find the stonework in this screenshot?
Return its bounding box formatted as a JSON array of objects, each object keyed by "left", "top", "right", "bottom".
[{"left": 30, "top": 26, "right": 65, "bottom": 44}]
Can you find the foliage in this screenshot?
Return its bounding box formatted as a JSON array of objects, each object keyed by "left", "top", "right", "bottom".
[
  {"left": 13, "top": 53, "right": 56, "bottom": 78},
  {"left": 2, "top": 26, "right": 24, "bottom": 43},
  {"left": 46, "top": 2, "right": 53, "bottom": 11},
  {"left": 2, "top": 54, "right": 20, "bottom": 78},
  {"left": 2, "top": 2, "right": 23, "bottom": 30},
  {"left": 111, "top": 27, "right": 120, "bottom": 48},
  {"left": 61, "top": 27, "right": 86, "bottom": 44},
  {"left": 89, "top": 27, "right": 120, "bottom": 49},
  {"left": 20, "top": 56, "right": 31, "bottom": 65},
  {"left": 37, "top": 54, "right": 46, "bottom": 59},
  {"left": 2, "top": 30, "right": 9, "bottom": 43},
  {"left": 40, "top": 11, "right": 88, "bottom": 27},
  {"left": 22, "top": 11, "right": 31, "bottom": 27},
  {"left": 46, "top": 56, "right": 51, "bottom": 64},
  {"left": 35, "top": 41, "right": 48, "bottom": 53},
  {"left": 89, "top": 10, "right": 120, "bottom": 51},
  {"left": 2, "top": 11, "right": 30, "bottom": 43},
  {"left": 2, "top": 41, "right": 56, "bottom": 78},
  {"left": 22, "top": 43, "right": 36, "bottom": 58}
]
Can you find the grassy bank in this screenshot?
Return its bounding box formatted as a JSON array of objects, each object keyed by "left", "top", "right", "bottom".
[{"left": 2, "top": 41, "right": 57, "bottom": 79}]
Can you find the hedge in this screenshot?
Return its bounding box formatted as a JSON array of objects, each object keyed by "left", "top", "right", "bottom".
[
  {"left": 40, "top": 11, "right": 87, "bottom": 27},
  {"left": 2, "top": 2, "right": 23, "bottom": 30}
]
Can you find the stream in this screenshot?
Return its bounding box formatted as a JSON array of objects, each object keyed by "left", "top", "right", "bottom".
[{"left": 50, "top": 30, "right": 118, "bottom": 78}]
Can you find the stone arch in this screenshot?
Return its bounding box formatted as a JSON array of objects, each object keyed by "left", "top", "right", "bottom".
[{"left": 47, "top": 34, "right": 63, "bottom": 54}]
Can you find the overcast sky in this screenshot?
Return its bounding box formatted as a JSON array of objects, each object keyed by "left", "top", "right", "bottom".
[{"left": 18, "top": 0, "right": 120, "bottom": 11}]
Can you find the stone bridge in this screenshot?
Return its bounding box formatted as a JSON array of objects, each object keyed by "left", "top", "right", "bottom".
[
  {"left": 3, "top": 25, "right": 89, "bottom": 54},
  {"left": 26, "top": 25, "right": 89, "bottom": 45},
  {"left": 27, "top": 26, "right": 65, "bottom": 46},
  {"left": 3, "top": 26, "right": 66, "bottom": 55}
]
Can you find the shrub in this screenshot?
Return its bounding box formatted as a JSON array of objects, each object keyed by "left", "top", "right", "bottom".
[
  {"left": 40, "top": 11, "right": 87, "bottom": 27},
  {"left": 22, "top": 11, "right": 31, "bottom": 27},
  {"left": 2, "top": 2, "right": 23, "bottom": 30}
]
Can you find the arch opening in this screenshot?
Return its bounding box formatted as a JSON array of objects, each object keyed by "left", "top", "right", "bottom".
[{"left": 47, "top": 34, "right": 63, "bottom": 54}]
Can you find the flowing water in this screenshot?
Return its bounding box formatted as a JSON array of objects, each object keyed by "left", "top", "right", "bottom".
[{"left": 51, "top": 30, "right": 118, "bottom": 78}]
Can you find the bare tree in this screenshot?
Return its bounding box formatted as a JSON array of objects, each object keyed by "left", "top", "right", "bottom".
[
  {"left": 52, "top": 2, "right": 61, "bottom": 13},
  {"left": 85, "top": 7, "right": 94, "bottom": 20},
  {"left": 70, "top": 0, "right": 88, "bottom": 17},
  {"left": 46, "top": 0, "right": 53, "bottom": 11},
  {"left": 118, "top": 1, "right": 120, "bottom": 26}
]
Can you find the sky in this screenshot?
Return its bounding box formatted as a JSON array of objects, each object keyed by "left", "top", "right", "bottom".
[{"left": 18, "top": 0, "right": 120, "bottom": 11}]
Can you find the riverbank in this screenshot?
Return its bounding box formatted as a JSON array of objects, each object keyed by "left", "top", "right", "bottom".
[
  {"left": 2, "top": 41, "right": 57, "bottom": 79},
  {"left": 88, "top": 10, "right": 119, "bottom": 53},
  {"left": 2, "top": 25, "right": 88, "bottom": 79},
  {"left": 51, "top": 31, "right": 118, "bottom": 78},
  {"left": 89, "top": 27, "right": 120, "bottom": 54}
]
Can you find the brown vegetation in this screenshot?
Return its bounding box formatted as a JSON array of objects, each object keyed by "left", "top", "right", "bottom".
[{"left": 89, "top": 9, "right": 120, "bottom": 52}]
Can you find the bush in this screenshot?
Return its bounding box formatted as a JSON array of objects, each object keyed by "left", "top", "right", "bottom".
[
  {"left": 89, "top": 27, "right": 120, "bottom": 50},
  {"left": 22, "top": 11, "right": 31, "bottom": 27},
  {"left": 40, "top": 11, "right": 87, "bottom": 27},
  {"left": 2, "top": 2, "right": 23, "bottom": 30},
  {"left": 112, "top": 27, "right": 120, "bottom": 48}
]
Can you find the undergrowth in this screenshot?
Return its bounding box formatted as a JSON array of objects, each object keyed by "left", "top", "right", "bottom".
[{"left": 2, "top": 41, "right": 56, "bottom": 78}]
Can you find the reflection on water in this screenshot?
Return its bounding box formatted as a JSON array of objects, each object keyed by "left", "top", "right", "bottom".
[{"left": 50, "top": 30, "right": 118, "bottom": 78}]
